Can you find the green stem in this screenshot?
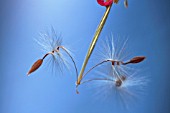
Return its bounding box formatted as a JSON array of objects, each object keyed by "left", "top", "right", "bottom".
[{"left": 77, "top": 5, "right": 113, "bottom": 85}]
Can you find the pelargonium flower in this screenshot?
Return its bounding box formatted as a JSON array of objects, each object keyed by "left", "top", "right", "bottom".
[
  {"left": 27, "top": 27, "right": 78, "bottom": 79},
  {"left": 97, "top": 0, "right": 128, "bottom": 8},
  {"left": 97, "top": 0, "right": 113, "bottom": 6}
]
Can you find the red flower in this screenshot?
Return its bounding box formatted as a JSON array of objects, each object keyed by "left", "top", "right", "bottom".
[{"left": 97, "top": 0, "right": 113, "bottom": 6}]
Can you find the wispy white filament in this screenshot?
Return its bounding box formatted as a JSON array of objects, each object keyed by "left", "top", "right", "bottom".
[{"left": 34, "top": 27, "right": 73, "bottom": 75}]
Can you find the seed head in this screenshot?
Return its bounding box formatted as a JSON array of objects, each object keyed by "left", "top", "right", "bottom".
[
  {"left": 29, "top": 27, "right": 78, "bottom": 78},
  {"left": 78, "top": 35, "right": 147, "bottom": 107},
  {"left": 34, "top": 27, "right": 69, "bottom": 75}
]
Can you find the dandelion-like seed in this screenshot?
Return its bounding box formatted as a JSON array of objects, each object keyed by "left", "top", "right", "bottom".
[
  {"left": 27, "top": 27, "right": 78, "bottom": 79},
  {"left": 77, "top": 35, "right": 147, "bottom": 107}
]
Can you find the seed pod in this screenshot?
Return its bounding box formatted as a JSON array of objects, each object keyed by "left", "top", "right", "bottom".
[
  {"left": 129, "top": 56, "right": 146, "bottom": 64},
  {"left": 124, "top": 0, "right": 128, "bottom": 8},
  {"left": 27, "top": 59, "right": 43, "bottom": 76}
]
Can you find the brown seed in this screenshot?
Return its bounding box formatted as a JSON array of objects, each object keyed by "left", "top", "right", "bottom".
[
  {"left": 115, "top": 79, "right": 122, "bottom": 87},
  {"left": 27, "top": 59, "right": 43, "bottom": 76},
  {"left": 129, "top": 56, "right": 146, "bottom": 64},
  {"left": 115, "top": 76, "right": 126, "bottom": 87}
]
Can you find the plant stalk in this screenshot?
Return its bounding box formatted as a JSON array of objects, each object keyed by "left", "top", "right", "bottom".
[{"left": 77, "top": 5, "right": 113, "bottom": 85}]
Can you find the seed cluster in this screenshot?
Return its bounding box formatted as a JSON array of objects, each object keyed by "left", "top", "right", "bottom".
[{"left": 27, "top": 1, "right": 146, "bottom": 104}]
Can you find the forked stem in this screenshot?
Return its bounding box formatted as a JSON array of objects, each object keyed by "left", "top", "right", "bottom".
[
  {"left": 77, "top": 4, "right": 113, "bottom": 85},
  {"left": 82, "top": 59, "right": 111, "bottom": 79}
]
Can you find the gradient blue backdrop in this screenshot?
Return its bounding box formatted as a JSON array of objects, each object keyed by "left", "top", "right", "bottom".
[{"left": 0, "top": 0, "right": 170, "bottom": 113}]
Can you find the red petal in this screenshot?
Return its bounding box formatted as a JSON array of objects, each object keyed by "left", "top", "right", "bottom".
[{"left": 97, "top": 0, "right": 113, "bottom": 6}]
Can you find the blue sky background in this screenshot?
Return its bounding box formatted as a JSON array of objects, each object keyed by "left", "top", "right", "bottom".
[{"left": 0, "top": 0, "right": 170, "bottom": 113}]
